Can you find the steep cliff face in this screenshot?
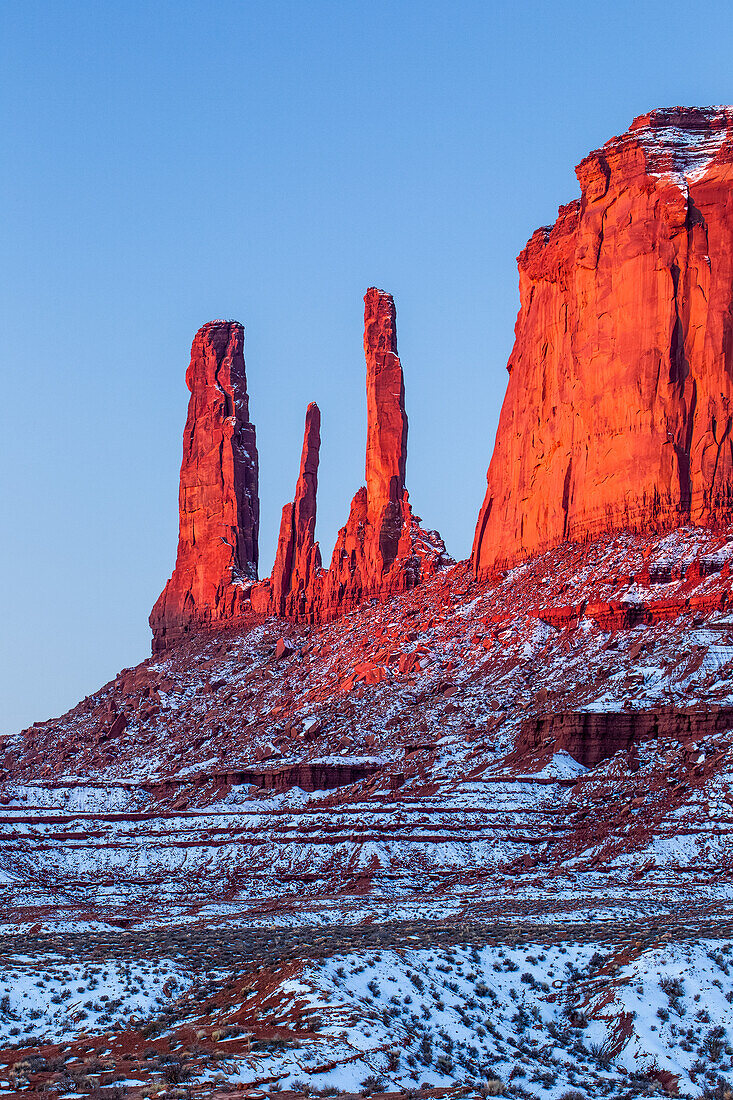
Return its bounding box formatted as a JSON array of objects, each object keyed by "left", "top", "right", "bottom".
[
  {"left": 252, "top": 289, "right": 448, "bottom": 621},
  {"left": 150, "top": 321, "right": 259, "bottom": 652},
  {"left": 473, "top": 106, "right": 733, "bottom": 576}
]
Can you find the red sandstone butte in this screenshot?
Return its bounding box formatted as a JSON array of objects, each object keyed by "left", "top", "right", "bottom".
[
  {"left": 253, "top": 288, "right": 448, "bottom": 621},
  {"left": 473, "top": 106, "right": 733, "bottom": 577},
  {"left": 150, "top": 321, "right": 259, "bottom": 652}
]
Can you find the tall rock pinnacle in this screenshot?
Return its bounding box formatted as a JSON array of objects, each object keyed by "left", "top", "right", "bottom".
[
  {"left": 318, "top": 289, "right": 445, "bottom": 616},
  {"left": 473, "top": 106, "right": 733, "bottom": 577},
  {"left": 251, "top": 289, "right": 448, "bottom": 622},
  {"left": 269, "top": 402, "right": 323, "bottom": 617},
  {"left": 363, "top": 287, "right": 408, "bottom": 569},
  {"left": 150, "top": 321, "right": 259, "bottom": 652}
]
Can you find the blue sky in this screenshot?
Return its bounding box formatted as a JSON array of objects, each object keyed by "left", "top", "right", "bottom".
[{"left": 2, "top": 0, "right": 732, "bottom": 733}]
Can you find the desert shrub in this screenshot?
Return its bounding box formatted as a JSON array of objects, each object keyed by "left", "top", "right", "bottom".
[
  {"left": 531, "top": 1069, "right": 557, "bottom": 1087},
  {"left": 161, "top": 1060, "right": 194, "bottom": 1084},
  {"left": 564, "top": 1006, "right": 587, "bottom": 1028},
  {"left": 360, "top": 1075, "right": 385, "bottom": 1094},
  {"left": 140, "top": 1019, "right": 166, "bottom": 1038},
  {"left": 703, "top": 1027, "right": 727, "bottom": 1062},
  {"left": 660, "top": 976, "right": 685, "bottom": 999},
  {"left": 587, "top": 1036, "right": 615, "bottom": 1068},
  {"left": 701, "top": 1078, "right": 733, "bottom": 1100}
]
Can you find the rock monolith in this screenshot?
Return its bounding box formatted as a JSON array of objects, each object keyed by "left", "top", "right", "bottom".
[
  {"left": 473, "top": 106, "right": 733, "bottom": 576},
  {"left": 150, "top": 320, "right": 259, "bottom": 651}
]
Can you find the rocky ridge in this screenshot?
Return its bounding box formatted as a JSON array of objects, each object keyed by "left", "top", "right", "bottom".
[{"left": 8, "top": 524, "right": 733, "bottom": 921}]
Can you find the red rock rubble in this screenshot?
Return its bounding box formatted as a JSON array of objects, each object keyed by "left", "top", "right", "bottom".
[
  {"left": 150, "top": 321, "right": 259, "bottom": 652},
  {"left": 474, "top": 106, "right": 733, "bottom": 576}
]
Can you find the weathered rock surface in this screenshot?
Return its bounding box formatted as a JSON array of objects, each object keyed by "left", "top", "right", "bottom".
[
  {"left": 150, "top": 321, "right": 259, "bottom": 652},
  {"left": 520, "top": 705, "right": 733, "bottom": 768},
  {"left": 317, "top": 288, "right": 445, "bottom": 617},
  {"left": 267, "top": 402, "right": 323, "bottom": 618},
  {"left": 363, "top": 285, "right": 408, "bottom": 569},
  {"left": 474, "top": 106, "right": 733, "bottom": 576},
  {"left": 253, "top": 289, "right": 448, "bottom": 621}
]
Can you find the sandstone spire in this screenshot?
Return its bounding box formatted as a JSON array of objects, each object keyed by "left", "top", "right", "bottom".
[
  {"left": 473, "top": 106, "right": 733, "bottom": 577},
  {"left": 363, "top": 287, "right": 408, "bottom": 568},
  {"left": 150, "top": 320, "right": 259, "bottom": 652},
  {"left": 269, "top": 402, "right": 323, "bottom": 616},
  {"left": 318, "top": 289, "right": 445, "bottom": 614},
  {"left": 251, "top": 289, "right": 447, "bottom": 623}
]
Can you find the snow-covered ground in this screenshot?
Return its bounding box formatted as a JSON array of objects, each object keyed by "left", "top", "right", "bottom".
[
  {"left": 6, "top": 529, "right": 733, "bottom": 1095},
  {"left": 0, "top": 956, "right": 193, "bottom": 1045},
  {"left": 190, "top": 940, "right": 733, "bottom": 1097}
]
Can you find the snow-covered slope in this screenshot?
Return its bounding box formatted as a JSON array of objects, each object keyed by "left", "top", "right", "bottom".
[{"left": 5, "top": 528, "right": 733, "bottom": 1096}]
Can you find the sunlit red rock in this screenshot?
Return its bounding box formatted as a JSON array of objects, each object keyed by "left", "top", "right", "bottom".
[
  {"left": 473, "top": 106, "right": 733, "bottom": 576},
  {"left": 316, "top": 287, "right": 446, "bottom": 617},
  {"left": 363, "top": 285, "right": 408, "bottom": 568},
  {"left": 254, "top": 289, "right": 448, "bottom": 622},
  {"left": 150, "top": 320, "right": 259, "bottom": 652},
  {"left": 254, "top": 403, "right": 323, "bottom": 618}
]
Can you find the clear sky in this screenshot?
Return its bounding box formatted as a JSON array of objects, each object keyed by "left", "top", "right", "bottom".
[{"left": 2, "top": 0, "right": 732, "bottom": 735}]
